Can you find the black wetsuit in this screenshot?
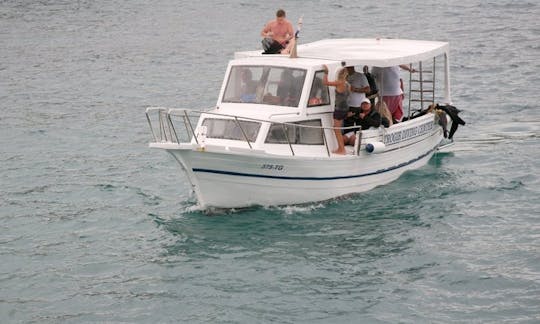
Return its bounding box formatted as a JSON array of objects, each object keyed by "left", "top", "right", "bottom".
[{"left": 345, "top": 109, "right": 383, "bottom": 133}]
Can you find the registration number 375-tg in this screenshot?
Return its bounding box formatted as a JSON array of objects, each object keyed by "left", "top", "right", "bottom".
[{"left": 261, "top": 164, "right": 284, "bottom": 171}]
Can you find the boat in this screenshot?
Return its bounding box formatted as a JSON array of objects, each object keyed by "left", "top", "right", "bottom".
[{"left": 145, "top": 38, "right": 464, "bottom": 208}]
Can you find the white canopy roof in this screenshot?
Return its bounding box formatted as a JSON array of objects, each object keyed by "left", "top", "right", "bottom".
[
  {"left": 234, "top": 38, "right": 453, "bottom": 105},
  {"left": 236, "top": 38, "right": 449, "bottom": 67}
]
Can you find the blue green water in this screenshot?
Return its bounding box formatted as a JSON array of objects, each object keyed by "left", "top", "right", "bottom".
[{"left": 1, "top": 0, "right": 539, "bottom": 322}]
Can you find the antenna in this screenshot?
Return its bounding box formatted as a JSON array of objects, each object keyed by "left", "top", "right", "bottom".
[{"left": 289, "top": 15, "right": 303, "bottom": 58}]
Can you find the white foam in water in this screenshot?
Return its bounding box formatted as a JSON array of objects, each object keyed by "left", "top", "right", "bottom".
[{"left": 266, "top": 203, "right": 326, "bottom": 215}]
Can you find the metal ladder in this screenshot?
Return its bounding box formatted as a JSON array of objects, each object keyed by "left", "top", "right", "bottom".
[{"left": 407, "top": 58, "right": 436, "bottom": 115}]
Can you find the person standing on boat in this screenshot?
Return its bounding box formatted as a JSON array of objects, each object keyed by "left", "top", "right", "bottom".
[
  {"left": 261, "top": 9, "right": 294, "bottom": 54},
  {"left": 342, "top": 66, "right": 369, "bottom": 142},
  {"left": 345, "top": 66, "right": 370, "bottom": 120},
  {"left": 323, "top": 64, "right": 350, "bottom": 155},
  {"left": 372, "top": 65, "right": 415, "bottom": 122}
]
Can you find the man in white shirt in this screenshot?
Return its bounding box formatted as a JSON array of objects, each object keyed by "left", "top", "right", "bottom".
[
  {"left": 372, "top": 65, "right": 415, "bottom": 122},
  {"left": 346, "top": 66, "right": 370, "bottom": 113}
]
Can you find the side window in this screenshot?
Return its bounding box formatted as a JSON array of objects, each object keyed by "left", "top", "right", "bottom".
[
  {"left": 308, "top": 71, "right": 330, "bottom": 107},
  {"left": 265, "top": 120, "right": 323, "bottom": 145},
  {"left": 202, "top": 118, "right": 261, "bottom": 142},
  {"left": 297, "top": 120, "right": 324, "bottom": 144},
  {"left": 265, "top": 123, "right": 295, "bottom": 144}
]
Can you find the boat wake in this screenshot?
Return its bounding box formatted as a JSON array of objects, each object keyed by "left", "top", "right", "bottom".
[
  {"left": 442, "top": 121, "right": 538, "bottom": 152},
  {"left": 180, "top": 202, "right": 327, "bottom": 216}
]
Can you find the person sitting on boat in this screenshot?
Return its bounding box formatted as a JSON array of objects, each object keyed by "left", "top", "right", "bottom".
[
  {"left": 308, "top": 73, "right": 330, "bottom": 106},
  {"left": 261, "top": 9, "right": 294, "bottom": 54},
  {"left": 344, "top": 97, "right": 384, "bottom": 145},
  {"left": 240, "top": 68, "right": 257, "bottom": 103},
  {"left": 277, "top": 69, "right": 296, "bottom": 105},
  {"left": 322, "top": 64, "right": 350, "bottom": 155},
  {"left": 374, "top": 100, "right": 393, "bottom": 127},
  {"left": 346, "top": 66, "right": 370, "bottom": 116}
]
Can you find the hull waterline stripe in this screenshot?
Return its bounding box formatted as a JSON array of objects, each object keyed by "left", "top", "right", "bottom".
[{"left": 192, "top": 147, "right": 436, "bottom": 181}]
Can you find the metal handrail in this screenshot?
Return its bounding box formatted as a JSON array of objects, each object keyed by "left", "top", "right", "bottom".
[
  {"left": 281, "top": 124, "right": 295, "bottom": 156},
  {"left": 180, "top": 109, "right": 197, "bottom": 144},
  {"left": 233, "top": 116, "right": 252, "bottom": 149},
  {"left": 146, "top": 107, "right": 366, "bottom": 157},
  {"left": 408, "top": 58, "right": 437, "bottom": 115},
  {"left": 145, "top": 107, "right": 169, "bottom": 142}
]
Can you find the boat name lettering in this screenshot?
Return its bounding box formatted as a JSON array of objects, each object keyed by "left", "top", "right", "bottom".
[
  {"left": 383, "top": 121, "right": 434, "bottom": 145},
  {"left": 261, "top": 164, "right": 284, "bottom": 171}
]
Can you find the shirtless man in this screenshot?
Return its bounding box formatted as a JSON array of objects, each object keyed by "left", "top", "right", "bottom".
[{"left": 261, "top": 9, "right": 294, "bottom": 54}]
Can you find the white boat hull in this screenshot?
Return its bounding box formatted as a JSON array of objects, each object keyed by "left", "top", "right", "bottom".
[{"left": 162, "top": 117, "right": 444, "bottom": 208}]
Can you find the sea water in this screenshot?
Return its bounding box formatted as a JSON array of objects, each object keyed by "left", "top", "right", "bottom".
[{"left": 1, "top": 0, "right": 539, "bottom": 322}]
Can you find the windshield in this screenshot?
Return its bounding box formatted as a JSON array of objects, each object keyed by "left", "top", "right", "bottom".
[{"left": 222, "top": 66, "right": 306, "bottom": 107}]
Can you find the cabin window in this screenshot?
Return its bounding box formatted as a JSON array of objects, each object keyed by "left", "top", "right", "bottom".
[
  {"left": 202, "top": 118, "right": 260, "bottom": 142},
  {"left": 307, "top": 71, "right": 330, "bottom": 107},
  {"left": 222, "top": 66, "right": 306, "bottom": 107},
  {"left": 265, "top": 120, "right": 323, "bottom": 145}
]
